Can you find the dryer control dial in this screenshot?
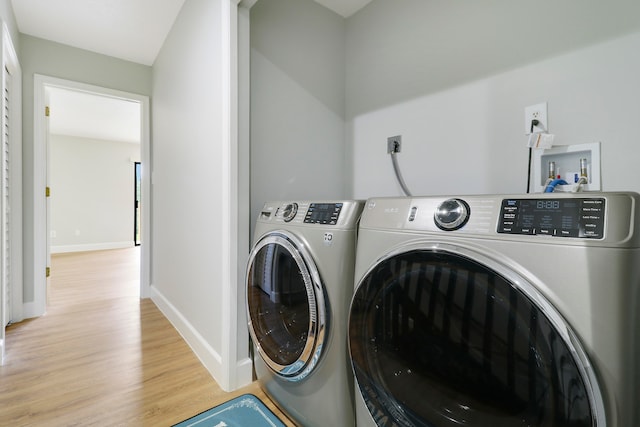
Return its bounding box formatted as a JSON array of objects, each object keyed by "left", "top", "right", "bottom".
[
  {"left": 282, "top": 203, "right": 298, "bottom": 222},
  {"left": 434, "top": 198, "right": 470, "bottom": 231}
]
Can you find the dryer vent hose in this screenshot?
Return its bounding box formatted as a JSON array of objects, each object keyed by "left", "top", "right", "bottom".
[{"left": 390, "top": 152, "right": 412, "bottom": 197}]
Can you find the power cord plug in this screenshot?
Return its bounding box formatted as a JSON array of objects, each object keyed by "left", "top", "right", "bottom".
[
  {"left": 392, "top": 141, "right": 401, "bottom": 154},
  {"left": 530, "top": 119, "right": 540, "bottom": 134}
]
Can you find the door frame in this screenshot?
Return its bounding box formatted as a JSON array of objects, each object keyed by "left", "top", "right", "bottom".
[
  {"left": 134, "top": 161, "right": 141, "bottom": 246},
  {"left": 31, "top": 75, "right": 151, "bottom": 317}
]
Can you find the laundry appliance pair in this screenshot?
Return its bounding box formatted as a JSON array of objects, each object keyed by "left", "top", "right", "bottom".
[{"left": 247, "top": 192, "right": 640, "bottom": 427}]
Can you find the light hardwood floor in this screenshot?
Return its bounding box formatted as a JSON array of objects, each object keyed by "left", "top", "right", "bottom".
[{"left": 0, "top": 248, "right": 295, "bottom": 426}]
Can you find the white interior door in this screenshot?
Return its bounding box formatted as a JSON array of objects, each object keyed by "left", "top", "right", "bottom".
[{"left": 0, "top": 23, "right": 21, "bottom": 364}]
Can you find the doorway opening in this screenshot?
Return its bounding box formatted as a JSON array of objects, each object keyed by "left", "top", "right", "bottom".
[{"left": 31, "top": 75, "right": 151, "bottom": 319}]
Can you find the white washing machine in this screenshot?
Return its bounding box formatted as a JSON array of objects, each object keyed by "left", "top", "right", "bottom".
[
  {"left": 348, "top": 192, "right": 640, "bottom": 427},
  {"left": 246, "top": 200, "right": 364, "bottom": 427}
]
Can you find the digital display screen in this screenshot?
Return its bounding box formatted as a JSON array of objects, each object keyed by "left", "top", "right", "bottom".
[
  {"left": 304, "top": 203, "right": 343, "bottom": 224},
  {"left": 498, "top": 198, "right": 605, "bottom": 238}
]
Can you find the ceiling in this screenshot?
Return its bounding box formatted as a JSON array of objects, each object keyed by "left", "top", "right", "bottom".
[
  {"left": 314, "top": 0, "right": 371, "bottom": 18},
  {"left": 48, "top": 87, "right": 142, "bottom": 144},
  {"left": 12, "top": 0, "right": 371, "bottom": 143},
  {"left": 12, "top": 0, "right": 371, "bottom": 66},
  {"left": 11, "top": 0, "right": 187, "bottom": 66}
]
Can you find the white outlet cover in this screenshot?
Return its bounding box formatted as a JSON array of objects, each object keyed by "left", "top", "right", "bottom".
[{"left": 525, "top": 102, "right": 548, "bottom": 134}]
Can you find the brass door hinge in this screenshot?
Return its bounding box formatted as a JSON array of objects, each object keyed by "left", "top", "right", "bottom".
[
  {"left": 46, "top": 267, "right": 50, "bottom": 277},
  {"left": 46, "top": 187, "right": 50, "bottom": 197},
  {"left": 45, "top": 106, "right": 50, "bottom": 117}
]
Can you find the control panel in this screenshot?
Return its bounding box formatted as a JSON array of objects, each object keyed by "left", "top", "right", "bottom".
[
  {"left": 304, "top": 203, "right": 343, "bottom": 225},
  {"left": 498, "top": 198, "right": 605, "bottom": 239}
]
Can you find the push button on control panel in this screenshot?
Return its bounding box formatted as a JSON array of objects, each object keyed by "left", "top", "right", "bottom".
[{"left": 580, "top": 199, "right": 605, "bottom": 238}]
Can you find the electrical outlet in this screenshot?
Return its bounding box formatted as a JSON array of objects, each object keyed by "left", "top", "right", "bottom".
[
  {"left": 524, "top": 102, "right": 548, "bottom": 135},
  {"left": 387, "top": 135, "right": 402, "bottom": 153}
]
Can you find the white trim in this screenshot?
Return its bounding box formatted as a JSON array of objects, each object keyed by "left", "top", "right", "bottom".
[
  {"left": 236, "top": 0, "right": 252, "bottom": 389},
  {"left": 32, "top": 75, "right": 151, "bottom": 318},
  {"left": 51, "top": 242, "right": 135, "bottom": 254},
  {"left": 149, "top": 284, "right": 227, "bottom": 383},
  {"left": 220, "top": 0, "right": 238, "bottom": 392},
  {"left": 29, "top": 75, "right": 47, "bottom": 319},
  {"left": 219, "top": 0, "right": 253, "bottom": 393}
]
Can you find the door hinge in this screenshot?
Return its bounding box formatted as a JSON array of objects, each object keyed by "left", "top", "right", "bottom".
[
  {"left": 45, "top": 106, "right": 50, "bottom": 117},
  {"left": 46, "top": 267, "right": 50, "bottom": 278},
  {"left": 46, "top": 186, "right": 50, "bottom": 197}
]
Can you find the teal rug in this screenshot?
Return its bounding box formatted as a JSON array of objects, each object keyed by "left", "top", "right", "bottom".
[{"left": 173, "top": 394, "right": 286, "bottom": 427}]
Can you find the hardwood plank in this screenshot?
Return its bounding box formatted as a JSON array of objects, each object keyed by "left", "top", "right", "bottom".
[{"left": 0, "top": 248, "right": 295, "bottom": 426}]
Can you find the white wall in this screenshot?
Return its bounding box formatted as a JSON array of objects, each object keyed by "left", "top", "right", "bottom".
[
  {"left": 49, "top": 134, "right": 139, "bottom": 252},
  {"left": 250, "top": 0, "right": 346, "bottom": 231},
  {"left": 20, "top": 35, "right": 151, "bottom": 304},
  {"left": 151, "top": 0, "right": 248, "bottom": 391},
  {"left": 346, "top": 0, "right": 640, "bottom": 198}
]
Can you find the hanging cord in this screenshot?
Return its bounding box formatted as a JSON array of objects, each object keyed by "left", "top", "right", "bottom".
[
  {"left": 390, "top": 141, "right": 412, "bottom": 196},
  {"left": 526, "top": 119, "right": 544, "bottom": 193},
  {"left": 526, "top": 147, "right": 533, "bottom": 193}
]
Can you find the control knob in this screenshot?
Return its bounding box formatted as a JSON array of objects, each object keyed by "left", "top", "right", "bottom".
[
  {"left": 434, "top": 198, "right": 470, "bottom": 231},
  {"left": 282, "top": 203, "right": 298, "bottom": 222}
]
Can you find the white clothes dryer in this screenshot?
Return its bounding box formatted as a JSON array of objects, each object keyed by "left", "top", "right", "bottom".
[
  {"left": 247, "top": 200, "right": 364, "bottom": 427},
  {"left": 348, "top": 193, "right": 640, "bottom": 427}
]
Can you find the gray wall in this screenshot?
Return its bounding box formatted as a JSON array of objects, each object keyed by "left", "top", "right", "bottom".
[
  {"left": 346, "top": 0, "right": 640, "bottom": 118},
  {"left": 20, "top": 34, "right": 151, "bottom": 302},
  {"left": 152, "top": 0, "right": 225, "bottom": 355},
  {"left": 252, "top": 0, "right": 640, "bottom": 201},
  {"left": 49, "top": 135, "right": 140, "bottom": 252},
  {"left": 250, "top": 0, "right": 347, "bottom": 233},
  {"left": 151, "top": 0, "right": 251, "bottom": 390},
  {"left": 346, "top": 0, "right": 640, "bottom": 198}
]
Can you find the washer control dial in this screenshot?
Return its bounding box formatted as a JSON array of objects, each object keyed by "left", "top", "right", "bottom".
[
  {"left": 434, "top": 198, "right": 470, "bottom": 231},
  {"left": 282, "top": 203, "right": 298, "bottom": 222}
]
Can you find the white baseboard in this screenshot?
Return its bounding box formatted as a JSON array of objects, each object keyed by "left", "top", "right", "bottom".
[
  {"left": 51, "top": 241, "right": 135, "bottom": 254},
  {"left": 235, "top": 356, "right": 254, "bottom": 387},
  {"left": 21, "top": 301, "right": 44, "bottom": 320},
  {"left": 149, "top": 284, "right": 226, "bottom": 387},
  {"left": 149, "top": 285, "right": 254, "bottom": 391}
]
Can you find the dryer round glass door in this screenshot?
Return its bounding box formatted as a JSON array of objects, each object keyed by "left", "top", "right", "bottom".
[
  {"left": 348, "top": 245, "right": 605, "bottom": 427},
  {"left": 246, "top": 232, "right": 327, "bottom": 382}
]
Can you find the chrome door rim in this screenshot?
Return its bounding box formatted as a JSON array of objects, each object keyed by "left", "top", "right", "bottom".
[
  {"left": 246, "top": 231, "right": 327, "bottom": 382},
  {"left": 350, "top": 239, "right": 606, "bottom": 426}
]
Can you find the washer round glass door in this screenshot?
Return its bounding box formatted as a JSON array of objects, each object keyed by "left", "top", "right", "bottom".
[
  {"left": 349, "top": 244, "right": 605, "bottom": 427},
  {"left": 246, "top": 231, "right": 327, "bottom": 382}
]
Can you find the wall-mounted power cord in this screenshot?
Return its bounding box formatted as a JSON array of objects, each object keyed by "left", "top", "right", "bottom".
[
  {"left": 388, "top": 137, "right": 412, "bottom": 196},
  {"left": 526, "top": 119, "right": 540, "bottom": 193}
]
